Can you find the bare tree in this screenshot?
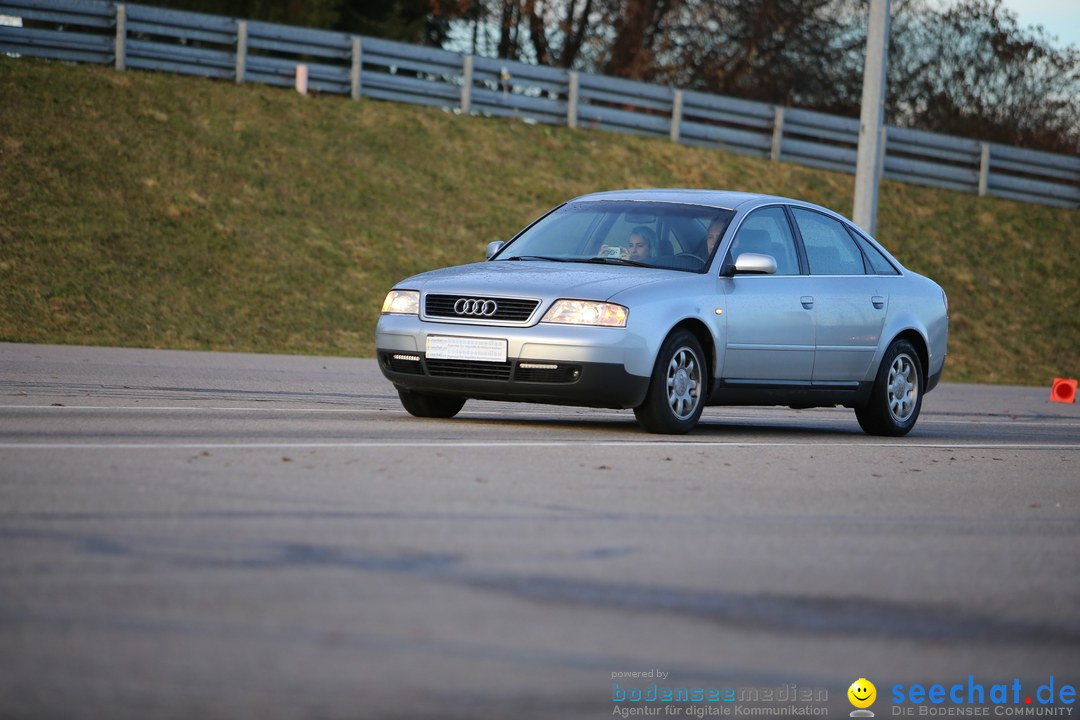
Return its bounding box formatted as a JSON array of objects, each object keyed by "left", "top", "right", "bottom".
[
  {"left": 601, "top": 0, "right": 680, "bottom": 79},
  {"left": 443, "top": 0, "right": 605, "bottom": 66},
  {"left": 642, "top": 0, "right": 864, "bottom": 110},
  {"left": 888, "top": 0, "right": 1080, "bottom": 152}
]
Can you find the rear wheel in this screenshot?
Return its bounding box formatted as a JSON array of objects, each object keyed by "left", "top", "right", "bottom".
[
  {"left": 397, "top": 388, "right": 466, "bottom": 418},
  {"left": 634, "top": 330, "right": 706, "bottom": 434},
  {"left": 855, "top": 339, "right": 923, "bottom": 436}
]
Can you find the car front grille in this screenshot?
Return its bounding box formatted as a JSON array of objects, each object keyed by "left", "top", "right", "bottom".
[
  {"left": 425, "top": 294, "right": 540, "bottom": 323},
  {"left": 426, "top": 359, "right": 513, "bottom": 380}
]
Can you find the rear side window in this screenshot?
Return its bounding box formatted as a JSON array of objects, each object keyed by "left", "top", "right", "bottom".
[
  {"left": 791, "top": 208, "right": 866, "bottom": 275},
  {"left": 849, "top": 228, "right": 900, "bottom": 275}
]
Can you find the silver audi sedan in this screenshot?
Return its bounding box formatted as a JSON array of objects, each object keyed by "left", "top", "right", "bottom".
[{"left": 376, "top": 189, "right": 948, "bottom": 435}]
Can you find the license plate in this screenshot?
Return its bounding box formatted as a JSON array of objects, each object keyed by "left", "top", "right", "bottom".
[{"left": 426, "top": 336, "right": 507, "bottom": 363}]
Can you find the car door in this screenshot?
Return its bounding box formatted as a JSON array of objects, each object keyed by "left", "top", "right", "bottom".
[
  {"left": 789, "top": 207, "right": 887, "bottom": 385},
  {"left": 720, "top": 206, "right": 815, "bottom": 383}
]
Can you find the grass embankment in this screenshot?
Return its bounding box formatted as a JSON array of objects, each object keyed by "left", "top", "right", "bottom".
[{"left": 1, "top": 56, "right": 1077, "bottom": 385}]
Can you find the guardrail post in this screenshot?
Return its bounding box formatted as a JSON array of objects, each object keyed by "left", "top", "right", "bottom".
[
  {"left": 567, "top": 71, "right": 579, "bottom": 128},
  {"left": 978, "top": 142, "right": 990, "bottom": 196},
  {"left": 350, "top": 37, "right": 362, "bottom": 100},
  {"left": 877, "top": 126, "right": 887, "bottom": 183},
  {"left": 114, "top": 4, "right": 125, "bottom": 71},
  {"left": 235, "top": 20, "right": 247, "bottom": 84},
  {"left": 770, "top": 106, "right": 785, "bottom": 162},
  {"left": 670, "top": 90, "right": 683, "bottom": 143},
  {"left": 460, "top": 55, "right": 473, "bottom": 113}
]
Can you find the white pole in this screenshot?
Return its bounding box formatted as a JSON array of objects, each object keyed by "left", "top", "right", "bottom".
[
  {"left": 295, "top": 64, "right": 308, "bottom": 95},
  {"left": 852, "top": 0, "right": 890, "bottom": 234}
]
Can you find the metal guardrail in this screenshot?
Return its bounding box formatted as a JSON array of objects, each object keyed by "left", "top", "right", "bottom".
[{"left": 2, "top": 0, "right": 1078, "bottom": 209}]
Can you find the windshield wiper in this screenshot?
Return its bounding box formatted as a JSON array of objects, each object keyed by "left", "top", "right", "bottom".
[
  {"left": 579, "top": 256, "right": 650, "bottom": 268},
  {"left": 504, "top": 255, "right": 650, "bottom": 268},
  {"left": 502, "top": 255, "right": 572, "bottom": 262}
]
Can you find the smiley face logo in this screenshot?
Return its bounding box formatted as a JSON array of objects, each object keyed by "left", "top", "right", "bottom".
[{"left": 848, "top": 678, "right": 877, "bottom": 710}]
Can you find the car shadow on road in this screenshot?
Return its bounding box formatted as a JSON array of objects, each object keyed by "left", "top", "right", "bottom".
[{"left": 447, "top": 410, "right": 874, "bottom": 439}]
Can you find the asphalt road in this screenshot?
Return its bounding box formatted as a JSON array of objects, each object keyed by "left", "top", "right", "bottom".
[{"left": 1, "top": 343, "right": 1078, "bottom": 719}]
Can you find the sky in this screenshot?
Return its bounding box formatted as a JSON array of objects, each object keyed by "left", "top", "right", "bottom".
[{"left": 994, "top": 0, "right": 1080, "bottom": 49}]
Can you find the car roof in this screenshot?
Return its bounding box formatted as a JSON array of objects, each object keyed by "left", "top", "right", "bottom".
[
  {"left": 568, "top": 188, "right": 786, "bottom": 211},
  {"left": 567, "top": 188, "right": 855, "bottom": 220},
  {"left": 563, "top": 188, "right": 877, "bottom": 239}
]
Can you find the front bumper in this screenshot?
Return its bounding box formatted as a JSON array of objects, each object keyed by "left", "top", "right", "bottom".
[{"left": 376, "top": 315, "right": 651, "bottom": 409}]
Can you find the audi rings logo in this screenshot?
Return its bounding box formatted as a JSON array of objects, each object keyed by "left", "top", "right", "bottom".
[{"left": 454, "top": 298, "right": 499, "bottom": 317}]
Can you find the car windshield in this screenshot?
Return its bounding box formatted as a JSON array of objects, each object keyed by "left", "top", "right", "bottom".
[{"left": 494, "top": 201, "right": 735, "bottom": 273}]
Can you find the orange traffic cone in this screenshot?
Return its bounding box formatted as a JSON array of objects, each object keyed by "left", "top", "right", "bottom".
[{"left": 1050, "top": 378, "right": 1077, "bottom": 404}]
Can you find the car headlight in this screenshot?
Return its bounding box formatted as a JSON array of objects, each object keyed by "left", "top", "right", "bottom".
[
  {"left": 541, "top": 299, "right": 628, "bottom": 327},
  {"left": 381, "top": 290, "right": 420, "bottom": 315}
]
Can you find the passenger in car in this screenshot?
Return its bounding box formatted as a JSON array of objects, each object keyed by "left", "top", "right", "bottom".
[{"left": 706, "top": 218, "right": 727, "bottom": 256}]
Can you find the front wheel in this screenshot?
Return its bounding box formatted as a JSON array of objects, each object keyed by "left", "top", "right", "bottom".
[
  {"left": 397, "top": 388, "right": 466, "bottom": 418},
  {"left": 855, "top": 339, "right": 924, "bottom": 436},
  {"left": 634, "top": 330, "right": 706, "bottom": 434}
]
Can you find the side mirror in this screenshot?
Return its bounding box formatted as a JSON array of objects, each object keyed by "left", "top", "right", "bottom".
[
  {"left": 485, "top": 240, "right": 505, "bottom": 259},
  {"left": 731, "top": 252, "right": 777, "bottom": 275}
]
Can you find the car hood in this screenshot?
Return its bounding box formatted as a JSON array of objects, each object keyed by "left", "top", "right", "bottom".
[{"left": 398, "top": 261, "right": 677, "bottom": 301}]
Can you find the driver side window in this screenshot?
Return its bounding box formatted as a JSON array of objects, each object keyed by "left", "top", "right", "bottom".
[{"left": 727, "top": 207, "right": 800, "bottom": 275}]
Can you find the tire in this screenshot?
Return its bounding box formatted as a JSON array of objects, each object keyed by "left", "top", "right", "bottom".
[
  {"left": 855, "top": 339, "right": 924, "bottom": 436},
  {"left": 633, "top": 329, "right": 706, "bottom": 434},
  {"left": 397, "top": 388, "right": 466, "bottom": 419}
]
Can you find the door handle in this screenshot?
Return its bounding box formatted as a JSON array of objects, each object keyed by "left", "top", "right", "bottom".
[
  {"left": 800, "top": 296, "right": 814, "bottom": 309},
  {"left": 871, "top": 295, "right": 885, "bottom": 309}
]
